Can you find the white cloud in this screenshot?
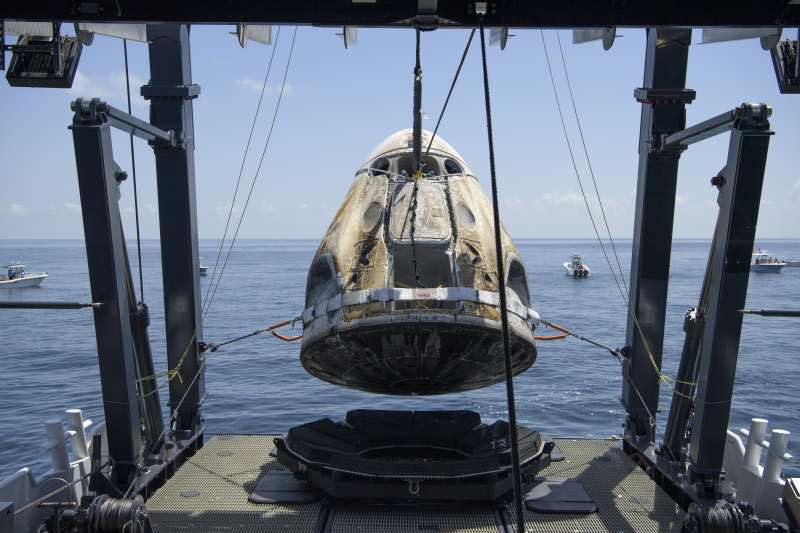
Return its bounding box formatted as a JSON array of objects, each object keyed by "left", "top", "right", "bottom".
[
  {"left": 8, "top": 203, "right": 31, "bottom": 216},
  {"left": 68, "top": 71, "right": 147, "bottom": 107},
  {"left": 541, "top": 191, "right": 584, "bottom": 209},
  {"left": 63, "top": 201, "right": 81, "bottom": 213},
  {"left": 501, "top": 197, "right": 526, "bottom": 211},
  {"left": 792, "top": 177, "right": 800, "bottom": 202},
  {"left": 215, "top": 203, "right": 242, "bottom": 216},
  {"left": 298, "top": 202, "right": 310, "bottom": 209},
  {"left": 675, "top": 194, "right": 688, "bottom": 206},
  {"left": 236, "top": 77, "right": 294, "bottom": 96}
]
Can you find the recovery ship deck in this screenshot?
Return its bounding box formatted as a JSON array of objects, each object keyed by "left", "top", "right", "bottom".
[{"left": 147, "top": 436, "right": 683, "bottom": 532}]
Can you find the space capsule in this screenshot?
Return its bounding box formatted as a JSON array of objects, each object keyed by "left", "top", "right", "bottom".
[{"left": 300, "top": 129, "right": 538, "bottom": 395}]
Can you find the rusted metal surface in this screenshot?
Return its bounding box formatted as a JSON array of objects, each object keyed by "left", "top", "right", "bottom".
[{"left": 301, "top": 129, "right": 537, "bottom": 395}]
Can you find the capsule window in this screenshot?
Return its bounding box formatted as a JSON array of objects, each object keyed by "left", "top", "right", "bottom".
[
  {"left": 306, "top": 256, "right": 338, "bottom": 305},
  {"left": 506, "top": 259, "right": 531, "bottom": 308},
  {"left": 370, "top": 157, "right": 390, "bottom": 176},
  {"left": 397, "top": 154, "right": 440, "bottom": 177},
  {"left": 444, "top": 158, "right": 463, "bottom": 175}
]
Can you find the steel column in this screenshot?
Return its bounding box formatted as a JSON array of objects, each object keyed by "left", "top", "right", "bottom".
[
  {"left": 144, "top": 24, "right": 204, "bottom": 434},
  {"left": 623, "top": 28, "right": 693, "bottom": 446},
  {"left": 689, "top": 107, "right": 772, "bottom": 484},
  {"left": 70, "top": 100, "right": 142, "bottom": 485}
]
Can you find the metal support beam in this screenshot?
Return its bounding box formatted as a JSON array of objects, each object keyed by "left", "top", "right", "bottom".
[
  {"left": 101, "top": 102, "right": 177, "bottom": 147},
  {"left": 623, "top": 27, "right": 693, "bottom": 448},
  {"left": 689, "top": 104, "right": 773, "bottom": 491},
  {"left": 145, "top": 24, "right": 204, "bottom": 435},
  {"left": 70, "top": 99, "right": 143, "bottom": 486},
  {"left": 1, "top": 1, "right": 799, "bottom": 27}
]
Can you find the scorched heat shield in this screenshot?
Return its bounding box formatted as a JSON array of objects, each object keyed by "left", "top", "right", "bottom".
[{"left": 300, "top": 130, "right": 539, "bottom": 395}]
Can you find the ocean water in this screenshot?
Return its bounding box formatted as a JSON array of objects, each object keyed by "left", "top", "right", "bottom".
[{"left": 1, "top": 238, "right": 798, "bottom": 479}]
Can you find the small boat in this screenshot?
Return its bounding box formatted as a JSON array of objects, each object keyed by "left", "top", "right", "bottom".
[
  {"left": 563, "top": 255, "right": 590, "bottom": 278},
  {"left": 0, "top": 262, "right": 48, "bottom": 288},
  {"left": 751, "top": 250, "right": 786, "bottom": 273},
  {"left": 199, "top": 257, "right": 208, "bottom": 276}
]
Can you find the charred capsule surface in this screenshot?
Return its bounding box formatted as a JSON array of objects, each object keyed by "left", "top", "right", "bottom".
[{"left": 300, "top": 129, "right": 538, "bottom": 395}]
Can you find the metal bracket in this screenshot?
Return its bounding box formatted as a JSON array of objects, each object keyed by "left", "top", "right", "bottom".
[
  {"left": 416, "top": 0, "right": 438, "bottom": 29},
  {"left": 659, "top": 103, "right": 772, "bottom": 152},
  {"left": 140, "top": 83, "right": 201, "bottom": 100},
  {"left": 634, "top": 87, "right": 696, "bottom": 106},
  {"left": 70, "top": 98, "right": 179, "bottom": 147}
]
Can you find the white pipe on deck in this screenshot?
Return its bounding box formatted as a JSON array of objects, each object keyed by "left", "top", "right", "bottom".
[
  {"left": 764, "top": 429, "right": 790, "bottom": 484},
  {"left": 45, "top": 420, "right": 68, "bottom": 473},
  {"left": 65, "top": 409, "right": 88, "bottom": 460},
  {"left": 744, "top": 418, "right": 768, "bottom": 473}
]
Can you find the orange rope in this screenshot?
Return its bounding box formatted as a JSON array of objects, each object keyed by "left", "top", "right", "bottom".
[
  {"left": 266, "top": 318, "right": 302, "bottom": 342},
  {"left": 534, "top": 333, "right": 568, "bottom": 341},
  {"left": 533, "top": 320, "right": 572, "bottom": 341},
  {"left": 271, "top": 330, "right": 302, "bottom": 342}
]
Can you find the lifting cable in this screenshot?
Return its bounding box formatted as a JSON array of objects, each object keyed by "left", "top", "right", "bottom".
[
  {"left": 536, "top": 320, "right": 621, "bottom": 361},
  {"left": 554, "top": 31, "right": 629, "bottom": 296},
  {"left": 123, "top": 39, "right": 144, "bottom": 303},
  {"left": 478, "top": 20, "right": 526, "bottom": 533},
  {"left": 403, "top": 28, "right": 475, "bottom": 286},
  {"left": 534, "top": 320, "right": 658, "bottom": 426},
  {"left": 539, "top": 31, "right": 694, "bottom": 398},
  {"left": 203, "top": 26, "right": 298, "bottom": 319},
  {"left": 201, "top": 318, "right": 302, "bottom": 353},
  {"left": 408, "top": 28, "right": 423, "bottom": 287},
  {"left": 202, "top": 26, "right": 283, "bottom": 316},
  {"left": 424, "top": 29, "right": 476, "bottom": 158}
]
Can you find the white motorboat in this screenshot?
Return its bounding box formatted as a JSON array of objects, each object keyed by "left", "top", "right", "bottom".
[
  {"left": 751, "top": 250, "right": 785, "bottom": 273},
  {"left": 199, "top": 257, "right": 208, "bottom": 276},
  {"left": 563, "top": 255, "right": 591, "bottom": 278},
  {"left": 0, "top": 262, "right": 48, "bottom": 288}
]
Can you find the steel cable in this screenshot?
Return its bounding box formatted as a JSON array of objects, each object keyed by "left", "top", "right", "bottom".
[
  {"left": 123, "top": 39, "right": 144, "bottom": 303},
  {"left": 202, "top": 26, "right": 283, "bottom": 316},
  {"left": 539, "top": 31, "right": 693, "bottom": 396},
  {"left": 203, "top": 26, "right": 298, "bottom": 319},
  {"left": 478, "top": 20, "right": 526, "bottom": 533}
]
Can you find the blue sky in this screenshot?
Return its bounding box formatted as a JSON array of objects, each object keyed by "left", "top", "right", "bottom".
[{"left": 0, "top": 25, "right": 798, "bottom": 240}]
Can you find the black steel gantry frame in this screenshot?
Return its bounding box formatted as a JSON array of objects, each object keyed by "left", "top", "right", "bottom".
[
  {"left": 622, "top": 29, "right": 775, "bottom": 508},
  {"left": 68, "top": 23, "right": 204, "bottom": 494}
]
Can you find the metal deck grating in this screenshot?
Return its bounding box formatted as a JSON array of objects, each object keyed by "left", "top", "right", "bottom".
[
  {"left": 147, "top": 435, "right": 323, "bottom": 532},
  {"left": 146, "top": 436, "right": 684, "bottom": 532},
  {"left": 329, "top": 506, "right": 502, "bottom": 532},
  {"left": 506, "top": 439, "right": 683, "bottom": 532}
]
